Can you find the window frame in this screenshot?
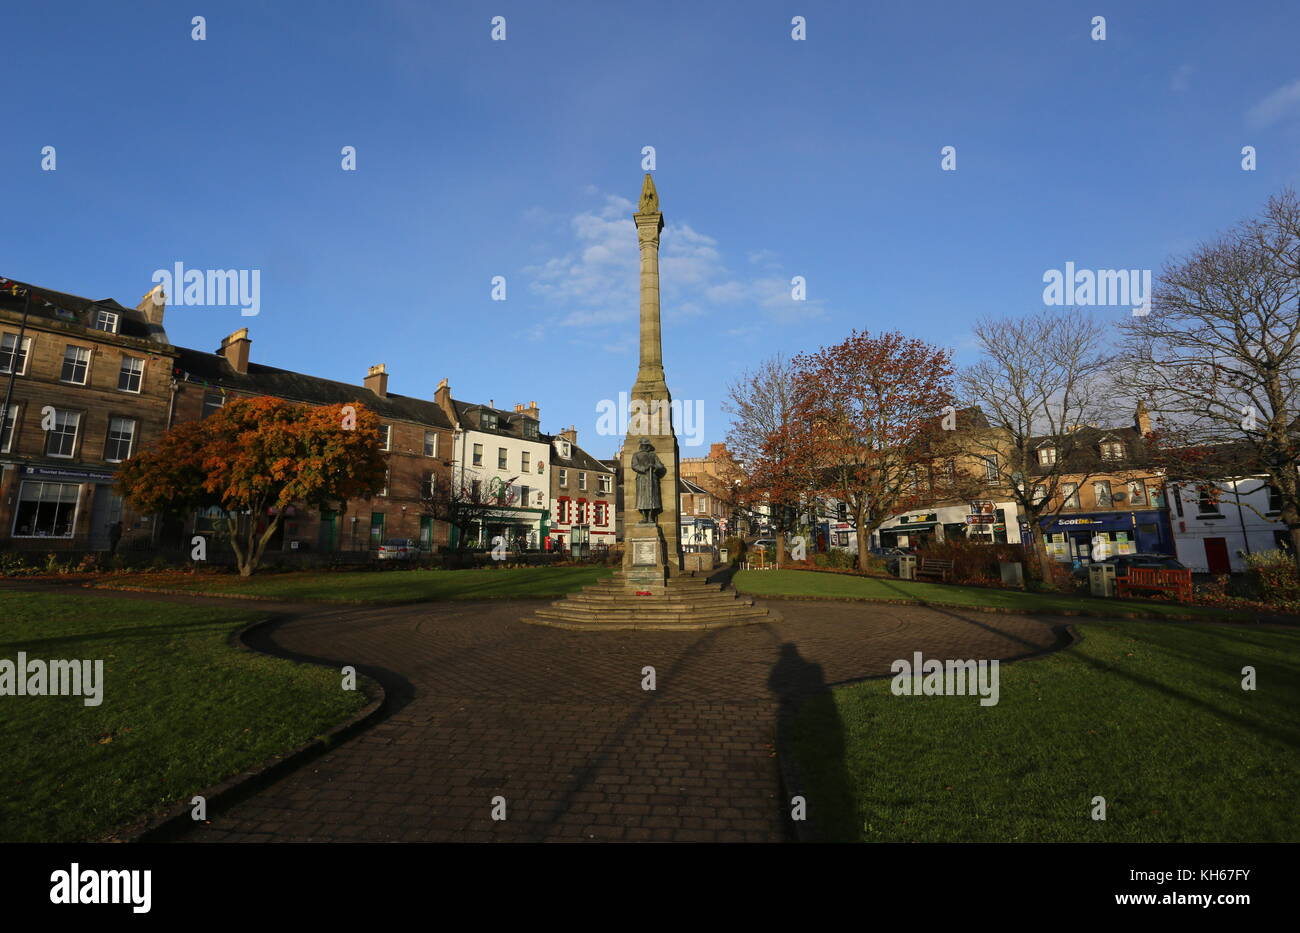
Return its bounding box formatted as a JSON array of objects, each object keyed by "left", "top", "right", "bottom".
[
  {"left": 92, "top": 309, "right": 120, "bottom": 334},
  {"left": 117, "top": 355, "right": 145, "bottom": 393},
  {"left": 103, "top": 416, "right": 137, "bottom": 463},
  {"left": 0, "top": 333, "right": 32, "bottom": 376},
  {"left": 11, "top": 480, "right": 81, "bottom": 539},
  {"left": 60, "top": 345, "right": 92, "bottom": 385},
  {"left": 44, "top": 408, "right": 82, "bottom": 458},
  {"left": 0, "top": 402, "right": 18, "bottom": 453},
  {"left": 424, "top": 430, "right": 438, "bottom": 458},
  {"left": 472, "top": 443, "right": 483, "bottom": 466}
]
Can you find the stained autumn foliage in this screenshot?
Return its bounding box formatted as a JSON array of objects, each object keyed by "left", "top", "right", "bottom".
[
  {"left": 792, "top": 331, "right": 956, "bottom": 571},
  {"left": 117, "top": 396, "right": 388, "bottom": 575}
]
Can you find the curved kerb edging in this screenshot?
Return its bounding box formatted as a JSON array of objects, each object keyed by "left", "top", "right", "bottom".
[
  {"left": 776, "top": 621, "right": 1082, "bottom": 843},
  {"left": 103, "top": 614, "right": 387, "bottom": 843},
  {"left": 742, "top": 590, "right": 1262, "bottom": 625}
]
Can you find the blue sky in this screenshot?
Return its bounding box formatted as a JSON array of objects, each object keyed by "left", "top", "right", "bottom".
[{"left": 3, "top": 0, "right": 1298, "bottom": 457}]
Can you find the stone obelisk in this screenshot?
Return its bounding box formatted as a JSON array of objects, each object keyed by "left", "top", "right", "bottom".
[{"left": 622, "top": 174, "right": 683, "bottom": 583}]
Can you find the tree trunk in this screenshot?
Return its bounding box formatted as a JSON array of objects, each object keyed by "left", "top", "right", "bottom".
[
  {"left": 855, "top": 524, "right": 870, "bottom": 573},
  {"left": 1289, "top": 523, "right": 1300, "bottom": 581}
]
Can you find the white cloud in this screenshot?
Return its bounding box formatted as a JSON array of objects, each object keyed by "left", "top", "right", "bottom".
[
  {"left": 523, "top": 188, "right": 825, "bottom": 351},
  {"left": 1246, "top": 78, "right": 1300, "bottom": 128}
]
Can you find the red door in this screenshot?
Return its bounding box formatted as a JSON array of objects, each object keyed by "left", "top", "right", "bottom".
[{"left": 1203, "top": 538, "right": 1231, "bottom": 574}]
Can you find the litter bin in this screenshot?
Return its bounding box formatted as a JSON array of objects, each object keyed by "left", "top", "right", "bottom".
[
  {"left": 1089, "top": 563, "right": 1116, "bottom": 598},
  {"left": 898, "top": 555, "right": 917, "bottom": 580},
  {"left": 719, "top": 547, "right": 729, "bottom": 564}
]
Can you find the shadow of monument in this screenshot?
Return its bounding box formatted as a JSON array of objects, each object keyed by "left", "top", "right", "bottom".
[{"left": 766, "top": 641, "right": 856, "bottom": 842}]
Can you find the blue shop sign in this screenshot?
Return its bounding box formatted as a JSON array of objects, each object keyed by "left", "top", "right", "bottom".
[
  {"left": 1040, "top": 512, "right": 1135, "bottom": 532},
  {"left": 21, "top": 465, "right": 116, "bottom": 483}
]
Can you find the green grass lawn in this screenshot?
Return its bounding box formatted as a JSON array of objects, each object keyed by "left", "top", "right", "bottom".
[
  {"left": 787, "top": 620, "right": 1300, "bottom": 841},
  {"left": 734, "top": 569, "right": 1253, "bottom": 621},
  {"left": 0, "top": 591, "right": 368, "bottom": 842},
  {"left": 95, "top": 566, "right": 613, "bottom": 604}
]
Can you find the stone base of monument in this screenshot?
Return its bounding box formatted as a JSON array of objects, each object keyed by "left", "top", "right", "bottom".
[{"left": 522, "top": 570, "right": 780, "bottom": 631}]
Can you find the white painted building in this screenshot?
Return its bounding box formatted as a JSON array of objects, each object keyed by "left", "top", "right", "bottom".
[
  {"left": 440, "top": 393, "right": 551, "bottom": 548},
  {"left": 872, "top": 499, "right": 1024, "bottom": 549},
  {"left": 1167, "top": 477, "right": 1288, "bottom": 573}
]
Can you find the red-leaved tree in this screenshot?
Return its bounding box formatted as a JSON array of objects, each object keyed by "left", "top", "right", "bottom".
[{"left": 792, "top": 331, "right": 956, "bottom": 571}]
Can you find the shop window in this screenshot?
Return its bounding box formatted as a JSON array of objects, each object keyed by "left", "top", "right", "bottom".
[{"left": 13, "top": 481, "right": 79, "bottom": 537}]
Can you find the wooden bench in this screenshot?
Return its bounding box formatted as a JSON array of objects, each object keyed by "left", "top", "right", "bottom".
[
  {"left": 916, "top": 558, "right": 954, "bottom": 582},
  {"left": 1116, "top": 567, "right": 1193, "bottom": 603}
]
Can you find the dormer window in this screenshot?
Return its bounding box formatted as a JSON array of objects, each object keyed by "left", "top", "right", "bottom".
[
  {"left": 557, "top": 440, "right": 571, "bottom": 458},
  {"left": 522, "top": 421, "right": 538, "bottom": 440},
  {"left": 1100, "top": 441, "right": 1125, "bottom": 461},
  {"left": 92, "top": 310, "right": 120, "bottom": 334},
  {"left": 481, "top": 412, "right": 499, "bottom": 431},
  {"left": 1037, "top": 446, "right": 1057, "bottom": 466}
]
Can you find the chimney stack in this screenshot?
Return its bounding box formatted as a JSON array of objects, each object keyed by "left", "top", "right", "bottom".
[
  {"left": 365, "top": 363, "right": 388, "bottom": 398},
  {"left": 709, "top": 442, "right": 729, "bottom": 461},
  {"left": 218, "top": 328, "right": 251, "bottom": 375},
  {"left": 559, "top": 424, "right": 577, "bottom": 445},
  {"left": 137, "top": 284, "right": 166, "bottom": 328},
  {"left": 1135, "top": 400, "right": 1152, "bottom": 437}
]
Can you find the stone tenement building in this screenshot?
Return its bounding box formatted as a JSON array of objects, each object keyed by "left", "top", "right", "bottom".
[
  {"left": 1, "top": 275, "right": 610, "bottom": 556},
  {"left": 168, "top": 330, "right": 457, "bottom": 553},
  {"left": 1, "top": 279, "right": 176, "bottom": 551}
]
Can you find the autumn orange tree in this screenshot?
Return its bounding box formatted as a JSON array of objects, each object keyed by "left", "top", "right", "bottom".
[
  {"left": 117, "top": 396, "right": 388, "bottom": 575},
  {"left": 792, "top": 330, "right": 955, "bottom": 571}
]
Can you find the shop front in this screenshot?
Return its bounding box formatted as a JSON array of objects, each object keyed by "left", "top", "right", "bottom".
[
  {"left": 1039, "top": 510, "right": 1173, "bottom": 564},
  {"left": 877, "top": 512, "right": 939, "bottom": 549},
  {"left": 877, "top": 501, "right": 1023, "bottom": 549}
]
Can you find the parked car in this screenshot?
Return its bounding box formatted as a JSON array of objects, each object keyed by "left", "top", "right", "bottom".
[
  {"left": 1071, "top": 552, "right": 1185, "bottom": 580},
  {"left": 377, "top": 538, "right": 422, "bottom": 560}
]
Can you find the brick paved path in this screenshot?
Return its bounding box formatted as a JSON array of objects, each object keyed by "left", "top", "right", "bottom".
[{"left": 171, "top": 597, "right": 1065, "bottom": 843}]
